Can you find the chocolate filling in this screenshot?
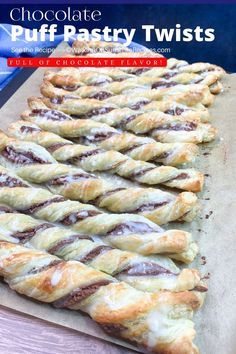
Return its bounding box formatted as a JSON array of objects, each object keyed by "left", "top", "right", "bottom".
[
  {"left": 92, "top": 188, "right": 126, "bottom": 205},
  {"left": 164, "top": 107, "right": 186, "bottom": 116},
  {"left": 47, "top": 143, "right": 71, "bottom": 153},
  {"left": 151, "top": 81, "right": 178, "bottom": 89},
  {"left": 115, "top": 262, "right": 175, "bottom": 277},
  {"left": 155, "top": 121, "right": 197, "bottom": 132},
  {"left": 89, "top": 79, "right": 111, "bottom": 86},
  {"left": 131, "top": 68, "right": 150, "bottom": 75},
  {"left": 23, "top": 196, "right": 65, "bottom": 214},
  {"left": 152, "top": 151, "right": 170, "bottom": 161},
  {"left": 86, "top": 107, "right": 114, "bottom": 118},
  {"left": 133, "top": 201, "right": 169, "bottom": 213},
  {"left": 129, "top": 100, "right": 150, "bottom": 110},
  {"left": 167, "top": 172, "right": 189, "bottom": 181},
  {"left": 192, "top": 285, "right": 208, "bottom": 292},
  {"left": 194, "top": 78, "right": 203, "bottom": 84},
  {"left": 0, "top": 173, "right": 28, "bottom": 188},
  {"left": 119, "top": 144, "right": 144, "bottom": 154},
  {"left": 53, "top": 280, "right": 111, "bottom": 308},
  {"left": 118, "top": 114, "right": 138, "bottom": 128},
  {"left": 47, "top": 172, "right": 97, "bottom": 186},
  {"left": 48, "top": 234, "right": 93, "bottom": 254},
  {"left": 82, "top": 132, "right": 117, "bottom": 143},
  {"left": 12, "top": 223, "right": 53, "bottom": 242},
  {"left": 70, "top": 149, "right": 103, "bottom": 162},
  {"left": 106, "top": 221, "right": 158, "bottom": 236},
  {"left": 60, "top": 210, "right": 102, "bottom": 226},
  {"left": 68, "top": 107, "right": 115, "bottom": 119},
  {"left": 89, "top": 91, "right": 113, "bottom": 100},
  {"left": 2, "top": 146, "right": 50, "bottom": 165},
  {"left": 30, "top": 109, "right": 71, "bottom": 122},
  {"left": 28, "top": 260, "right": 64, "bottom": 275},
  {"left": 0, "top": 206, "right": 14, "bottom": 214},
  {"left": 20, "top": 126, "right": 42, "bottom": 134},
  {"left": 78, "top": 245, "right": 113, "bottom": 263},
  {"left": 127, "top": 167, "right": 154, "bottom": 179},
  {"left": 113, "top": 77, "right": 127, "bottom": 82},
  {"left": 162, "top": 71, "right": 178, "bottom": 80}
]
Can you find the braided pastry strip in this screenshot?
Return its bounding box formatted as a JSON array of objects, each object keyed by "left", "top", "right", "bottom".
[
  {"left": 44, "top": 67, "right": 222, "bottom": 95},
  {"left": 0, "top": 167, "right": 197, "bottom": 262},
  {"left": 0, "top": 134, "right": 199, "bottom": 225},
  {"left": 0, "top": 210, "right": 204, "bottom": 292},
  {"left": 42, "top": 79, "right": 211, "bottom": 122},
  {"left": 26, "top": 97, "right": 217, "bottom": 144},
  {"left": 23, "top": 100, "right": 199, "bottom": 164},
  {"left": 40, "top": 81, "right": 217, "bottom": 143},
  {"left": 42, "top": 76, "right": 214, "bottom": 107},
  {"left": 8, "top": 121, "right": 204, "bottom": 192},
  {"left": 0, "top": 240, "right": 203, "bottom": 353}
]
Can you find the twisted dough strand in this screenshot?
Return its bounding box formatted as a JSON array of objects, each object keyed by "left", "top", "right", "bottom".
[
  {"left": 38, "top": 93, "right": 217, "bottom": 144},
  {"left": 44, "top": 66, "right": 222, "bottom": 96},
  {"left": 0, "top": 166, "right": 197, "bottom": 262},
  {"left": 0, "top": 241, "right": 202, "bottom": 353},
  {"left": 42, "top": 78, "right": 211, "bottom": 122},
  {"left": 22, "top": 110, "right": 199, "bottom": 166},
  {"left": 0, "top": 210, "right": 204, "bottom": 292},
  {"left": 25, "top": 97, "right": 216, "bottom": 146},
  {"left": 0, "top": 133, "right": 199, "bottom": 225},
  {"left": 8, "top": 121, "right": 204, "bottom": 192}
]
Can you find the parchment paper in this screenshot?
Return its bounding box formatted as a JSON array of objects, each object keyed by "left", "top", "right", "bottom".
[{"left": 0, "top": 42, "right": 235, "bottom": 354}]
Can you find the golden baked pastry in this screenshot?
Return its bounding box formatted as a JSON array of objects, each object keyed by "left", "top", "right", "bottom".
[
  {"left": 0, "top": 166, "right": 198, "bottom": 263},
  {"left": 8, "top": 120, "right": 204, "bottom": 192},
  {"left": 0, "top": 132, "right": 199, "bottom": 225}
]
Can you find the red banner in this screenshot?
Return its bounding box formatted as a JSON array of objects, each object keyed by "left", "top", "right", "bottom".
[{"left": 7, "top": 57, "right": 167, "bottom": 68}]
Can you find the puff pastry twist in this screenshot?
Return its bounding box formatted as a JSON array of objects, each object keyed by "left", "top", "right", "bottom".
[
  {"left": 0, "top": 240, "right": 202, "bottom": 353},
  {"left": 41, "top": 79, "right": 211, "bottom": 122},
  {"left": 0, "top": 166, "right": 197, "bottom": 262},
  {"left": 41, "top": 76, "right": 214, "bottom": 107},
  {"left": 40, "top": 81, "right": 217, "bottom": 143},
  {"left": 21, "top": 110, "right": 199, "bottom": 167},
  {"left": 44, "top": 66, "right": 222, "bottom": 96},
  {"left": 8, "top": 121, "right": 204, "bottom": 192},
  {"left": 0, "top": 133, "right": 199, "bottom": 225},
  {"left": 25, "top": 97, "right": 216, "bottom": 146},
  {"left": 0, "top": 210, "right": 205, "bottom": 292}
]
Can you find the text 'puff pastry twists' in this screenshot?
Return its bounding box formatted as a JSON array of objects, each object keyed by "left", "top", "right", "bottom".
[
  {"left": 25, "top": 97, "right": 216, "bottom": 146},
  {"left": 23, "top": 100, "right": 199, "bottom": 166},
  {"left": 8, "top": 121, "right": 204, "bottom": 193},
  {"left": 38, "top": 93, "right": 217, "bottom": 144},
  {"left": 42, "top": 75, "right": 212, "bottom": 123},
  {"left": 0, "top": 241, "right": 202, "bottom": 353},
  {"left": 0, "top": 210, "right": 205, "bottom": 292},
  {"left": 0, "top": 166, "right": 198, "bottom": 263},
  {"left": 0, "top": 133, "right": 199, "bottom": 225}
]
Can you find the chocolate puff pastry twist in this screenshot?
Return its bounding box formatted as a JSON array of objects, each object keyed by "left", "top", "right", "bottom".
[
  {"left": 0, "top": 240, "right": 203, "bottom": 353},
  {"left": 0, "top": 166, "right": 198, "bottom": 263},
  {"left": 24, "top": 97, "right": 216, "bottom": 145},
  {"left": 8, "top": 121, "right": 204, "bottom": 192},
  {"left": 0, "top": 210, "right": 205, "bottom": 292},
  {"left": 0, "top": 133, "right": 199, "bottom": 225}
]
